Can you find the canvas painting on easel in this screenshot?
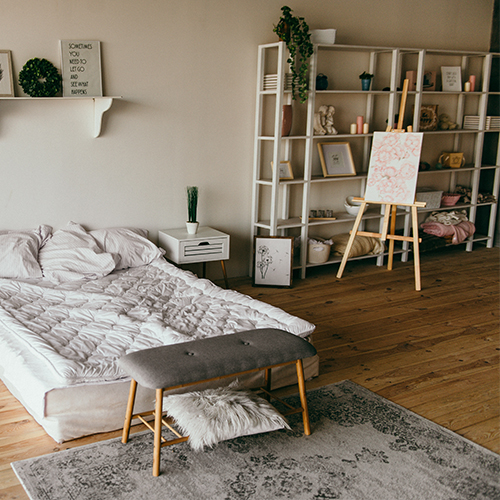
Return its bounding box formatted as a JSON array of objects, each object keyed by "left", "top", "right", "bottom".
[{"left": 364, "top": 132, "right": 424, "bottom": 205}]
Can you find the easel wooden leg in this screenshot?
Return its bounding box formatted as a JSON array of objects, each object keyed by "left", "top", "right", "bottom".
[
  {"left": 121, "top": 379, "right": 137, "bottom": 444},
  {"left": 411, "top": 205, "right": 422, "bottom": 291},
  {"left": 336, "top": 202, "right": 367, "bottom": 279},
  {"left": 381, "top": 204, "right": 392, "bottom": 241},
  {"left": 153, "top": 388, "right": 163, "bottom": 477},
  {"left": 295, "top": 359, "right": 311, "bottom": 436},
  {"left": 387, "top": 205, "right": 397, "bottom": 271}
]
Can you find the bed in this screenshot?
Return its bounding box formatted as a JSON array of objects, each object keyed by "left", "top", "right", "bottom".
[{"left": 0, "top": 222, "right": 317, "bottom": 443}]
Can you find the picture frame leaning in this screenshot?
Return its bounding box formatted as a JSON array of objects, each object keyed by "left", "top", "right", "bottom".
[
  {"left": 441, "top": 66, "right": 462, "bottom": 92},
  {"left": 253, "top": 236, "right": 293, "bottom": 287},
  {"left": 0, "top": 50, "right": 14, "bottom": 97},
  {"left": 271, "top": 160, "right": 294, "bottom": 180},
  {"left": 318, "top": 142, "right": 356, "bottom": 177}
]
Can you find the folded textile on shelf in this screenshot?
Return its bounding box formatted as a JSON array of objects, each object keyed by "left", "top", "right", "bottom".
[
  {"left": 420, "top": 221, "right": 475, "bottom": 244},
  {"left": 424, "top": 210, "right": 468, "bottom": 226}
]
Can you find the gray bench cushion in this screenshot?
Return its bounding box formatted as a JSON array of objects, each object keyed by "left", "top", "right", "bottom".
[{"left": 117, "top": 328, "right": 317, "bottom": 389}]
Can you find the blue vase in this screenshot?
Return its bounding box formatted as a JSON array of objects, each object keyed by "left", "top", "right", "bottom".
[{"left": 361, "top": 79, "right": 371, "bottom": 91}]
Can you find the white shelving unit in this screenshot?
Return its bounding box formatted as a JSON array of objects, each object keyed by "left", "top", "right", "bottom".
[
  {"left": 0, "top": 96, "right": 121, "bottom": 137},
  {"left": 251, "top": 41, "right": 499, "bottom": 278}
]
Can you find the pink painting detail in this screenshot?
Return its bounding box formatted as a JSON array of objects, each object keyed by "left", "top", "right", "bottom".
[{"left": 364, "top": 132, "right": 423, "bottom": 205}]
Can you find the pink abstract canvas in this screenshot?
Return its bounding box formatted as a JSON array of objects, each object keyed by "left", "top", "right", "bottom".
[{"left": 364, "top": 132, "right": 423, "bottom": 205}]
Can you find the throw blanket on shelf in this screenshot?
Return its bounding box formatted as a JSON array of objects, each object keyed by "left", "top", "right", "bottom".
[
  {"left": 421, "top": 210, "right": 475, "bottom": 245},
  {"left": 420, "top": 221, "right": 475, "bottom": 244}
]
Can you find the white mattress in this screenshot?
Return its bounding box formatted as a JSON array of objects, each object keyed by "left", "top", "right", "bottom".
[{"left": 0, "top": 258, "right": 317, "bottom": 442}]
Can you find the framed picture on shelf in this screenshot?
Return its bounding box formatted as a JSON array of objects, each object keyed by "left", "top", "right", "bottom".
[
  {"left": 271, "top": 160, "right": 294, "bottom": 180},
  {"left": 60, "top": 40, "right": 103, "bottom": 97},
  {"left": 318, "top": 142, "right": 356, "bottom": 177},
  {"left": 441, "top": 66, "right": 462, "bottom": 91},
  {"left": 0, "top": 50, "right": 14, "bottom": 97},
  {"left": 253, "top": 236, "right": 293, "bottom": 287}
]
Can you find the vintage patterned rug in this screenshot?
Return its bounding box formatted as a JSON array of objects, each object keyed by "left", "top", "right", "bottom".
[{"left": 12, "top": 381, "right": 499, "bottom": 500}]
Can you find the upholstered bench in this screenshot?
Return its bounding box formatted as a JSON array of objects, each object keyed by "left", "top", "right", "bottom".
[{"left": 118, "top": 328, "right": 317, "bottom": 476}]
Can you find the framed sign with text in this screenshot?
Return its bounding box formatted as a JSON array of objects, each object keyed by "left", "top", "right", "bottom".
[
  {"left": 60, "top": 40, "right": 102, "bottom": 97},
  {"left": 441, "top": 66, "right": 462, "bottom": 92}
]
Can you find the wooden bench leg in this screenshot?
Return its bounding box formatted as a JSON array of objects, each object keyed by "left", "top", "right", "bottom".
[
  {"left": 295, "top": 359, "right": 311, "bottom": 435},
  {"left": 121, "top": 379, "right": 137, "bottom": 444},
  {"left": 263, "top": 368, "right": 272, "bottom": 401},
  {"left": 153, "top": 388, "right": 164, "bottom": 477}
]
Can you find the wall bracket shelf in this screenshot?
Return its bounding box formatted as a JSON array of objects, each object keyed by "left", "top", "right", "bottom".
[{"left": 0, "top": 96, "right": 122, "bottom": 137}]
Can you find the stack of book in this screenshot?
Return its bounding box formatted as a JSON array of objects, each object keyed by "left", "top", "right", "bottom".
[
  {"left": 463, "top": 116, "right": 500, "bottom": 130},
  {"left": 263, "top": 73, "right": 293, "bottom": 91}
]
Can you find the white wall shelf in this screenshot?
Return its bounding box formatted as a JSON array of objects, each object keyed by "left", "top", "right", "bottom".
[
  {"left": 251, "top": 41, "right": 499, "bottom": 278},
  {"left": 0, "top": 96, "right": 121, "bottom": 137}
]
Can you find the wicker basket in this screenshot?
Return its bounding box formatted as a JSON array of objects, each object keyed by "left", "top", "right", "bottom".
[
  {"left": 308, "top": 241, "right": 331, "bottom": 264},
  {"left": 441, "top": 193, "right": 461, "bottom": 206}
]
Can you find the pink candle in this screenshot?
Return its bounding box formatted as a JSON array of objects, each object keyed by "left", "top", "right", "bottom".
[
  {"left": 357, "top": 116, "right": 364, "bottom": 134},
  {"left": 469, "top": 75, "right": 476, "bottom": 91}
]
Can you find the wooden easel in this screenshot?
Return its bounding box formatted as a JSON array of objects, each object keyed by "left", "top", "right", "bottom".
[{"left": 336, "top": 79, "right": 427, "bottom": 291}]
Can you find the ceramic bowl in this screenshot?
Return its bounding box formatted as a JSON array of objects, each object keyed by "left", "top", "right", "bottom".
[
  {"left": 344, "top": 196, "right": 367, "bottom": 216},
  {"left": 441, "top": 193, "right": 461, "bottom": 207}
]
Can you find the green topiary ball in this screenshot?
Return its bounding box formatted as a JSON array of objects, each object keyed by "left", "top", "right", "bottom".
[{"left": 18, "top": 58, "right": 62, "bottom": 97}]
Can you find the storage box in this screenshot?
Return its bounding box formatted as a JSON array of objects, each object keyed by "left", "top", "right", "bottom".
[
  {"left": 310, "top": 29, "right": 336, "bottom": 45},
  {"left": 416, "top": 189, "right": 443, "bottom": 210}
]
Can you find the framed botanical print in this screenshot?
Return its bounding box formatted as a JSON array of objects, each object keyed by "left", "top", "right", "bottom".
[
  {"left": 253, "top": 236, "right": 293, "bottom": 287},
  {"left": 0, "top": 50, "right": 14, "bottom": 97}
]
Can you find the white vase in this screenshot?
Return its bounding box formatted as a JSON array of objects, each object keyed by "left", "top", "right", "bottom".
[{"left": 186, "top": 222, "right": 199, "bottom": 234}]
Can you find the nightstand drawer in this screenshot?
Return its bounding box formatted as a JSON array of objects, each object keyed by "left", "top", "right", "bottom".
[
  {"left": 180, "top": 238, "right": 228, "bottom": 263},
  {"left": 158, "top": 227, "right": 230, "bottom": 265}
]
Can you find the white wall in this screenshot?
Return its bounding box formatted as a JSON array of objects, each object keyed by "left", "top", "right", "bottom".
[{"left": 0, "top": 0, "right": 494, "bottom": 277}]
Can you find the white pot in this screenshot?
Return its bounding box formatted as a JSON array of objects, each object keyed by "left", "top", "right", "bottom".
[
  {"left": 186, "top": 222, "right": 199, "bottom": 234},
  {"left": 344, "top": 196, "right": 368, "bottom": 216}
]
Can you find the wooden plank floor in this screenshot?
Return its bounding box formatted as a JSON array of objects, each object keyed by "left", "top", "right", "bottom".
[{"left": 1, "top": 245, "right": 498, "bottom": 499}]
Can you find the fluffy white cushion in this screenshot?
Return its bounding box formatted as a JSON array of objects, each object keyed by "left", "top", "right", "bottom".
[
  {"left": 162, "top": 383, "right": 290, "bottom": 451},
  {"left": 0, "top": 225, "right": 52, "bottom": 279},
  {"left": 39, "top": 222, "right": 116, "bottom": 283},
  {"left": 90, "top": 227, "right": 165, "bottom": 270}
]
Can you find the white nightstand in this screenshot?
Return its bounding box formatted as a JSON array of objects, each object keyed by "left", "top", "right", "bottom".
[{"left": 158, "top": 227, "right": 230, "bottom": 287}]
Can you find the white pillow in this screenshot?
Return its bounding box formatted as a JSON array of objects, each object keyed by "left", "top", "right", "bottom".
[
  {"left": 39, "top": 222, "right": 116, "bottom": 283},
  {"left": 161, "top": 383, "right": 290, "bottom": 451},
  {"left": 0, "top": 225, "right": 52, "bottom": 279},
  {"left": 89, "top": 227, "right": 165, "bottom": 270}
]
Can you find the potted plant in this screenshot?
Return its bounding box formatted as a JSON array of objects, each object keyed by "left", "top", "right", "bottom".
[
  {"left": 273, "top": 5, "right": 314, "bottom": 103},
  {"left": 186, "top": 186, "right": 199, "bottom": 234},
  {"left": 359, "top": 71, "right": 374, "bottom": 91}
]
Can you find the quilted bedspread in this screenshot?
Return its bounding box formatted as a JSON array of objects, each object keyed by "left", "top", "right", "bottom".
[{"left": 0, "top": 258, "right": 314, "bottom": 386}]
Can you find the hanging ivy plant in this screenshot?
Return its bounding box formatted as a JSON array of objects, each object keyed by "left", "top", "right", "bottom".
[
  {"left": 273, "top": 5, "right": 314, "bottom": 103},
  {"left": 19, "top": 58, "right": 61, "bottom": 97}
]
